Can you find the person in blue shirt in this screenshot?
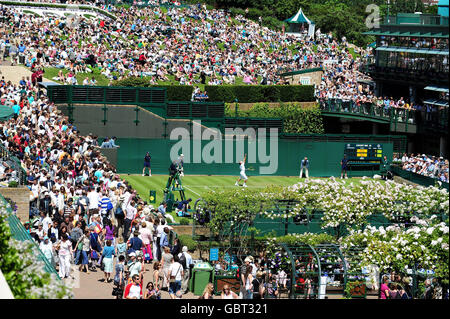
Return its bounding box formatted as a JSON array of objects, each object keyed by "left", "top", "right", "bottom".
[
  {"left": 12, "top": 103, "right": 20, "bottom": 116},
  {"left": 101, "top": 240, "right": 116, "bottom": 283},
  {"left": 127, "top": 230, "right": 143, "bottom": 255},
  {"left": 142, "top": 152, "right": 151, "bottom": 176},
  {"left": 160, "top": 227, "right": 170, "bottom": 249},
  {"left": 176, "top": 199, "right": 192, "bottom": 217},
  {"left": 341, "top": 154, "right": 349, "bottom": 179},
  {"left": 299, "top": 157, "right": 310, "bottom": 178}
]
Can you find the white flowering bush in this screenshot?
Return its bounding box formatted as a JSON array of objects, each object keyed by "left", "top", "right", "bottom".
[
  {"left": 340, "top": 216, "right": 449, "bottom": 283},
  {"left": 202, "top": 179, "right": 448, "bottom": 242},
  {"left": 0, "top": 205, "right": 73, "bottom": 299},
  {"left": 284, "top": 179, "right": 448, "bottom": 230}
]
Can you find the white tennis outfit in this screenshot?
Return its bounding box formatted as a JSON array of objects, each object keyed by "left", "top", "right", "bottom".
[{"left": 240, "top": 163, "right": 247, "bottom": 180}]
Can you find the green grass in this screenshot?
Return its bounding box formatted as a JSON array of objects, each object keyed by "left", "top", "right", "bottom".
[
  {"left": 42, "top": 67, "right": 111, "bottom": 86},
  {"left": 120, "top": 175, "right": 372, "bottom": 223}
]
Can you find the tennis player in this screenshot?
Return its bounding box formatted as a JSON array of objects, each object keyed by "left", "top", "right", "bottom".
[{"left": 235, "top": 154, "right": 248, "bottom": 187}]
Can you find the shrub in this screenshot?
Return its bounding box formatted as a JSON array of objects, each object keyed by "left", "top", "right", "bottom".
[
  {"left": 225, "top": 102, "right": 325, "bottom": 134},
  {"left": 206, "top": 85, "right": 314, "bottom": 103},
  {"left": 113, "top": 77, "right": 193, "bottom": 101},
  {"left": 152, "top": 85, "right": 193, "bottom": 101},
  {"left": 179, "top": 218, "right": 190, "bottom": 225},
  {"left": 8, "top": 181, "right": 18, "bottom": 188},
  {"left": 177, "top": 234, "right": 197, "bottom": 252}
]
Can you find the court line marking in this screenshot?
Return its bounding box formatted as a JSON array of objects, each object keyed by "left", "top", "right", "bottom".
[{"left": 183, "top": 186, "right": 202, "bottom": 197}]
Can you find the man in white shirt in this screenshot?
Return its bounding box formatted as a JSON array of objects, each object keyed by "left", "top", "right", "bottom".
[
  {"left": 40, "top": 211, "right": 53, "bottom": 234},
  {"left": 178, "top": 246, "right": 193, "bottom": 294},
  {"left": 123, "top": 200, "right": 137, "bottom": 240},
  {"left": 168, "top": 256, "right": 184, "bottom": 299},
  {"left": 87, "top": 186, "right": 100, "bottom": 221}
]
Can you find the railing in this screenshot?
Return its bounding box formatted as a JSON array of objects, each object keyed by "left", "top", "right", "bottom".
[
  {"left": 166, "top": 101, "right": 225, "bottom": 119},
  {"left": 384, "top": 14, "right": 449, "bottom": 26},
  {"left": 47, "top": 85, "right": 167, "bottom": 107},
  {"left": 0, "top": 144, "right": 27, "bottom": 185},
  {"left": 390, "top": 165, "right": 449, "bottom": 191},
  {"left": 318, "top": 98, "right": 416, "bottom": 125}
]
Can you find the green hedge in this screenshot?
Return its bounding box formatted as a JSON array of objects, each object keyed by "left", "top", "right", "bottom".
[
  {"left": 206, "top": 85, "right": 314, "bottom": 103},
  {"left": 112, "top": 77, "right": 193, "bottom": 101},
  {"left": 225, "top": 102, "right": 325, "bottom": 134}
]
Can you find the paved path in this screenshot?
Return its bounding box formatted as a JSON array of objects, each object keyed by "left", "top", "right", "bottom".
[
  {"left": 67, "top": 260, "right": 218, "bottom": 299},
  {"left": 0, "top": 60, "right": 55, "bottom": 84}
]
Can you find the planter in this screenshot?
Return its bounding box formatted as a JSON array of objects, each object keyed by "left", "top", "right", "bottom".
[{"left": 346, "top": 281, "right": 367, "bottom": 299}]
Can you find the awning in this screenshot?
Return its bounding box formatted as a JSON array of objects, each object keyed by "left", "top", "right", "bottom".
[
  {"left": 363, "top": 30, "right": 449, "bottom": 38},
  {"left": 0, "top": 105, "right": 14, "bottom": 122},
  {"left": 424, "top": 98, "right": 449, "bottom": 107},
  {"left": 424, "top": 85, "right": 449, "bottom": 93},
  {"left": 285, "top": 8, "right": 313, "bottom": 24},
  {"left": 376, "top": 46, "right": 449, "bottom": 55}
]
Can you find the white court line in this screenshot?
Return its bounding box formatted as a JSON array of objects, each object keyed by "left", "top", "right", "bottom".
[{"left": 184, "top": 186, "right": 202, "bottom": 197}]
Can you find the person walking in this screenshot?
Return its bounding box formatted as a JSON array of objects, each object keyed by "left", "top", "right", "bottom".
[
  {"left": 123, "top": 274, "right": 142, "bottom": 299},
  {"left": 299, "top": 157, "right": 310, "bottom": 178},
  {"left": 160, "top": 246, "right": 173, "bottom": 290},
  {"left": 113, "top": 255, "right": 126, "bottom": 299},
  {"left": 56, "top": 233, "right": 73, "bottom": 279},
  {"left": 76, "top": 229, "right": 91, "bottom": 273},
  {"left": 168, "top": 255, "right": 184, "bottom": 299},
  {"left": 142, "top": 152, "right": 152, "bottom": 176},
  {"left": 101, "top": 239, "right": 116, "bottom": 283},
  {"left": 178, "top": 246, "right": 193, "bottom": 294},
  {"left": 341, "top": 154, "right": 349, "bottom": 179}
]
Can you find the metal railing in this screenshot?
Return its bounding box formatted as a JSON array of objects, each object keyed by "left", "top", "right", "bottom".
[
  {"left": 0, "top": 144, "right": 27, "bottom": 185},
  {"left": 0, "top": 193, "right": 60, "bottom": 278},
  {"left": 318, "top": 98, "right": 416, "bottom": 125}
]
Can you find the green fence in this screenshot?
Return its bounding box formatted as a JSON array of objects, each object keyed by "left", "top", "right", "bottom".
[
  {"left": 115, "top": 136, "right": 397, "bottom": 176},
  {"left": 391, "top": 165, "right": 449, "bottom": 190},
  {"left": 0, "top": 144, "right": 27, "bottom": 185}
]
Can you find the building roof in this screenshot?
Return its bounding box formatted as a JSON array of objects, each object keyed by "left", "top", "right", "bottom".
[
  {"left": 285, "top": 8, "right": 313, "bottom": 24},
  {"left": 376, "top": 46, "right": 449, "bottom": 55},
  {"left": 364, "top": 30, "right": 449, "bottom": 38},
  {"left": 0, "top": 105, "right": 14, "bottom": 122}
]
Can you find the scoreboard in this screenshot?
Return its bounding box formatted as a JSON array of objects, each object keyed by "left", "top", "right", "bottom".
[{"left": 344, "top": 144, "right": 383, "bottom": 162}]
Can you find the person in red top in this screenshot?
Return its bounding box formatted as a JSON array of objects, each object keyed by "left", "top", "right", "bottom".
[{"left": 123, "top": 274, "right": 142, "bottom": 299}]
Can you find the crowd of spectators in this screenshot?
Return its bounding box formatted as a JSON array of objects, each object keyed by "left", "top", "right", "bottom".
[
  {"left": 2, "top": 1, "right": 447, "bottom": 115},
  {"left": 0, "top": 74, "right": 197, "bottom": 297},
  {"left": 392, "top": 153, "right": 449, "bottom": 183}
]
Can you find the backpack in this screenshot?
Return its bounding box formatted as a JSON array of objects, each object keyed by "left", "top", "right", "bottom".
[{"left": 179, "top": 252, "right": 187, "bottom": 269}]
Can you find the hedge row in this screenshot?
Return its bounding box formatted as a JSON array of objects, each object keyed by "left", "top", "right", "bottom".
[
  {"left": 113, "top": 77, "right": 193, "bottom": 101},
  {"left": 113, "top": 77, "right": 315, "bottom": 103},
  {"left": 205, "top": 85, "right": 315, "bottom": 103},
  {"left": 225, "top": 102, "right": 325, "bottom": 134}
]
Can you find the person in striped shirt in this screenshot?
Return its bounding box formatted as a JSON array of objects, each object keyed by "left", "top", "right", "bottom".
[{"left": 99, "top": 191, "right": 113, "bottom": 227}]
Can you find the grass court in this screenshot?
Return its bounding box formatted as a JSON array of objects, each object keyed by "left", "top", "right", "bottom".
[{"left": 120, "top": 174, "right": 367, "bottom": 222}]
